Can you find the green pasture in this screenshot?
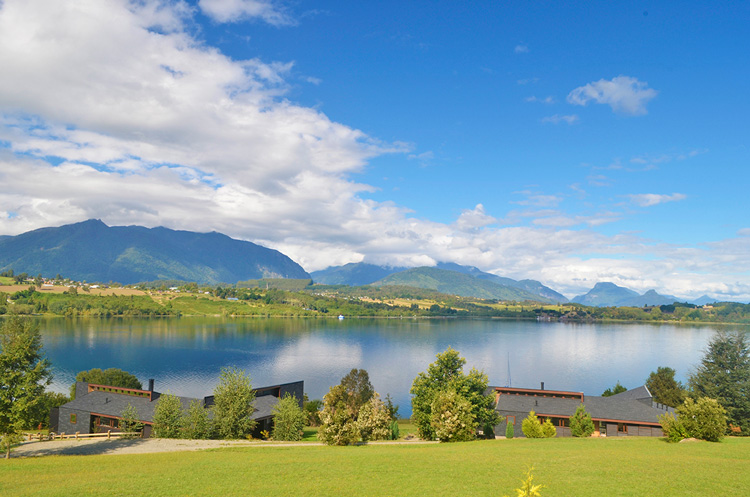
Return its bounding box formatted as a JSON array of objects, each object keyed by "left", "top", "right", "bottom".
[{"left": 2, "top": 437, "right": 748, "bottom": 496}]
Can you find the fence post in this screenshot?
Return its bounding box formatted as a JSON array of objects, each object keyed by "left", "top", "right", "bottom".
[
  {"left": 75, "top": 431, "right": 79, "bottom": 440},
  {"left": 108, "top": 430, "right": 111, "bottom": 440}
]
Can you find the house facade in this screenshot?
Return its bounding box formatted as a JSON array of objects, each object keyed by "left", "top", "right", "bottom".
[
  {"left": 493, "top": 384, "right": 674, "bottom": 438},
  {"left": 51, "top": 379, "right": 304, "bottom": 438}
]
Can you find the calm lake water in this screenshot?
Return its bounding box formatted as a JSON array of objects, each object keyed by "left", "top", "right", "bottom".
[{"left": 37, "top": 317, "right": 747, "bottom": 416}]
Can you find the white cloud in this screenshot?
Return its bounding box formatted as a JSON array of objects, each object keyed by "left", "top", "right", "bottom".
[
  {"left": 514, "top": 44, "right": 529, "bottom": 53},
  {"left": 454, "top": 204, "right": 497, "bottom": 232},
  {"left": 628, "top": 193, "right": 687, "bottom": 207},
  {"left": 198, "top": 0, "right": 295, "bottom": 25},
  {"left": 541, "top": 114, "right": 579, "bottom": 125},
  {"left": 567, "top": 76, "right": 657, "bottom": 115}
]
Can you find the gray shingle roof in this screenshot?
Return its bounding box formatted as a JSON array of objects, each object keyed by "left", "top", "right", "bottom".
[{"left": 495, "top": 387, "right": 674, "bottom": 425}]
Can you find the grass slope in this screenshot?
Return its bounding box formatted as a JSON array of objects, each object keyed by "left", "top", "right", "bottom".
[{"left": 2, "top": 437, "right": 748, "bottom": 496}]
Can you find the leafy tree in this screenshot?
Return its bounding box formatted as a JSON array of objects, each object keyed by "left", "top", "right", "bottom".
[
  {"left": 271, "top": 393, "right": 305, "bottom": 441},
  {"left": 181, "top": 400, "right": 212, "bottom": 439},
  {"left": 27, "top": 391, "right": 70, "bottom": 430},
  {"left": 211, "top": 367, "right": 256, "bottom": 439},
  {"left": 569, "top": 404, "right": 595, "bottom": 437},
  {"left": 356, "top": 393, "right": 392, "bottom": 442},
  {"left": 318, "top": 385, "right": 360, "bottom": 445},
  {"left": 339, "top": 368, "right": 375, "bottom": 419},
  {"left": 410, "top": 347, "right": 498, "bottom": 440},
  {"left": 660, "top": 397, "right": 727, "bottom": 442},
  {"left": 688, "top": 330, "right": 750, "bottom": 433},
  {"left": 303, "top": 397, "right": 323, "bottom": 427},
  {"left": 152, "top": 392, "right": 183, "bottom": 438},
  {"left": 430, "top": 389, "right": 476, "bottom": 442},
  {"left": 70, "top": 368, "right": 142, "bottom": 399},
  {"left": 646, "top": 367, "right": 686, "bottom": 407},
  {"left": 601, "top": 381, "right": 627, "bottom": 397},
  {"left": 521, "top": 411, "right": 544, "bottom": 438},
  {"left": 384, "top": 393, "right": 399, "bottom": 421},
  {"left": 119, "top": 403, "right": 143, "bottom": 438},
  {"left": 0, "top": 317, "right": 52, "bottom": 458}
]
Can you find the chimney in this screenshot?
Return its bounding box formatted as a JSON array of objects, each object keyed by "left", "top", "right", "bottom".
[
  {"left": 540, "top": 382, "right": 544, "bottom": 391},
  {"left": 148, "top": 379, "right": 155, "bottom": 392}
]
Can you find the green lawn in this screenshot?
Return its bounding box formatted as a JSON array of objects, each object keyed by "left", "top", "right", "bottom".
[{"left": 2, "top": 437, "right": 748, "bottom": 496}]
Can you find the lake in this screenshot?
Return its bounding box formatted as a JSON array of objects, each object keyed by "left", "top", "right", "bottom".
[{"left": 38, "top": 317, "right": 745, "bottom": 416}]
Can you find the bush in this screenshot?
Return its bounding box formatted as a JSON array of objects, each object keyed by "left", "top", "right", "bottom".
[
  {"left": 357, "top": 393, "right": 392, "bottom": 442},
  {"left": 679, "top": 397, "right": 727, "bottom": 442},
  {"left": 303, "top": 398, "right": 323, "bottom": 427},
  {"left": 181, "top": 400, "right": 212, "bottom": 439},
  {"left": 152, "top": 393, "right": 183, "bottom": 438},
  {"left": 119, "top": 404, "right": 143, "bottom": 438},
  {"left": 569, "top": 404, "right": 595, "bottom": 437},
  {"left": 318, "top": 394, "right": 360, "bottom": 446},
  {"left": 522, "top": 411, "right": 544, "bottom": 438},
  {"left": 271, "top": 393, "right": 306, "bottom": 441},
  {"left": 430, "top": 390, "right": 476, "bottom": 442},
  {"left": 389, "top": 420, "right": 400, "bottom": 440},
  {"left": 211, "top": 367, "right": 256, "bottom": 439},
  {"left": 541, "top": 418, "right": 556, "bottom": 438},
  {"left": 482, "top": 421, "right": 496, "bottom": 439},
  {"left": 658, "top": 412, "right": 689, "bottom": 443},
  {"left": 505, "top": 421, "right": 514, "bottom": 439}
]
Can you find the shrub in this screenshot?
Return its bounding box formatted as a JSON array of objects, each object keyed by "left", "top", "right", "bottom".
[
  {"left": 389, "top": 420, "right": 400, "bottom": 440},
  {"left": 522, "top": 411, "right": 544, "bottom": 438},
  {"left": 658, "top": 412, "right": 689, "bottom": 443},
  {"left": 483, "top": 421, "right": 496, "bottom": 439},
  {"left": 272, "top": 393, "right": 306, "bottom": 441},
  {"left": 119, "top": 403, "right": 143, "bottom": 438},
  {"left": 303, "top": 398, "right": 323, "bottom": 426},
  {"left": 357, "top": 393, "right": 392, "bottom": 442},
  {"left": 181, "top": 400, "right": 212, "bottom": 439},
  {"left": 430, "top": 390, "right": 476, "bottom": 442},
  {"left": 505, "top": 421, "right": 514, "bottom": 439},
  {"left": 318, "top": 394, "right": 360, "bottom": 446},
  {"left": 211, "top": 367, "right": 256, "bottom": 439},
  {"left": 541, "top": 418, "right": 557, "bottom": 438},
  {"left": 569, "top": 404, "right": 595, "bottom": 437},
  {"left": 152, "top": 393, "right": 183, "bottom": 438},
  {"left": 503, "top": 466, "right": 544, "bottom": 497},
  {"left": 678, "top": 397, "right": 727, "bottom": 442}
]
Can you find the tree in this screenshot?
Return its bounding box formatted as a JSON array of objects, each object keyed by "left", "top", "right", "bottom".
[
  {"left": 521, "top": 411, "right": 544, "bottom": 438},
  {"left": 152, "top": 392, "right": 183, "bottom": 438},
  {"left": 0, "top": 317, "right": 52, "bottom": 458},
  {"left": 541, "top": 418, "right": 557, "bottom": 438},
  {"left": 211, "top": 367, "right": 256, "bottom": 439},
  {"left": 271, "top": 393, "right": 305, "bottom": 441},
  {"left": 601, "top": 381, "right": 627, "bottom": 397},
  {"left": 660, "top": 397, "right": 727, "bottom": 442},
  {"left": 119, "top": 403, "right": 143, "bottom": 438},
  {"left": 70, "top": 368, "right": 142, "bottom": 399},
  {"left": 356, "top": 393, "right": 392, "bottom": 442},
  {"left": 182, "top": 400, "right": 212, "bottom": 439},
  {"left": 339, "top": 368, "right": 375, "bottom": 419},
  {"left": 569, "top": 404, "right": 595, "bottom": 437},
  {"left": 303, "top": 397, "right": 323, "bottom": 427},
  {"left": 505, "top": 421, "right": 514, "bottom": 439},
  {"left": 688, "top": 330, "right": 750, "bottom": 433},
  {"left": 410, "top": 347, "right": 498, "bottom": 440},
  {"left": 430, "top": 389, "right": 476, "bottom": 442},
  {"left": 318, "top": 385, "right": 360, "bottom": 445},
  {"left": 646, "top": 367, "right": 686, "bottom": 407},
  {"left": 27, "top": 391, "right": 69, "bottom": 430}
]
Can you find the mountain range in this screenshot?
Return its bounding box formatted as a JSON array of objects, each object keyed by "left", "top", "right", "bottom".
[
  {"left": 0, "top": 220, "right": 724, "bottom": 305},
  {"left": 571, "top": 282, "right": 681, "bottom": 307},
  {"left": 0, "top": 219, "right": 309, "bottom": 285}
]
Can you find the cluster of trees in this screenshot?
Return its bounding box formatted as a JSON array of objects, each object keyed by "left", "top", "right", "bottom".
[
  {"left": 651, "top": 331, "right": 749, "bottom": 442},
  {"left": 317, "top": 369, "right": 398, "bottom": 445},
  {"left": 521, "top": 411, "right": 557, "bottom": 438},
  {"left": 410, "top": 348, "right": 499, "bottom": 443}
]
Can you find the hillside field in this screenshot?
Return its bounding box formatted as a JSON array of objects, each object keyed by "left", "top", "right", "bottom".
[{"left": 2, "top": 437, "right": 748, "bottom": 496}]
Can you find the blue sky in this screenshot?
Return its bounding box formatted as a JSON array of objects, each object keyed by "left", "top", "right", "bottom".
[{"left": 0, "top": 1, "right": 749, "bottom": 299}]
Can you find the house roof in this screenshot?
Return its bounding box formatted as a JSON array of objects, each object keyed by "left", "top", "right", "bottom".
[{"left": 495, "top": 386, "right": 674, "bottom": 426}]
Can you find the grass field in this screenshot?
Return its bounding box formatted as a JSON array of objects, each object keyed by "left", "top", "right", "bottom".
[{"left": 2, "top": 437, "right": 748, "bottom": 496}]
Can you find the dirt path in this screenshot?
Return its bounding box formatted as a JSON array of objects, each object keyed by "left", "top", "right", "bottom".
[{"left": 13, "top": 437, "right": 435, "bottom": 458}]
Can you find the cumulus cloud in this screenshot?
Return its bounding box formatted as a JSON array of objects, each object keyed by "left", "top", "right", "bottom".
[
  {"left": 541, "top": 114, "right": 579, "bottom": 124},
  {"left": 514, "top": 44, "right": 529, "bottom": 53},
  {"left": 628, "top": 193, "right": 687, "bottom": 207},
  {"left": 198, "top": 0, "right": 295, "bottom": 25},
  {"left": 525, "top": 96, "right": 555, "bottom": 104},
  {"left": 567, "top": 76, "right": 657, "bottom": 115}
]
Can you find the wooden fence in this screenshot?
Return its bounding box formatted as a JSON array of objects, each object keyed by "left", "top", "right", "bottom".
[{"left": 27, "top": 431, "right": 142, "bottom": 442}]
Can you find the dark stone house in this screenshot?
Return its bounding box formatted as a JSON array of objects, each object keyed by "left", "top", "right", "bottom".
[
  {"left": 493, "top": 384, "right": 674, "bottom": 437},
  {"left": 51, "top": 379, "right": 304, "bottom": 438}
]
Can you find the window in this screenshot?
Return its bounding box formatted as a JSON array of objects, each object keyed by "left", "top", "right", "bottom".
[
  {"left": 70, "top": 413, "right": 77, "bottom": 424},
  {"left": 506, "top": 415, "right": 515, "bottom": 425}
]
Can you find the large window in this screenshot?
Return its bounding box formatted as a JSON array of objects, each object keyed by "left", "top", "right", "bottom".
[{"left": 70, "top": 413, "right": 77, "bottom": 424}]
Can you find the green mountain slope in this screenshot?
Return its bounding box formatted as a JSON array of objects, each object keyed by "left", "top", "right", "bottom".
[
  {"left": 311, "top": 263, "right": 407, "bottom": 286},
  {"left": 0, "top": 219, "right": 309, "bottom": 284},
  {"left": 571, "top": 282, "right": 678, "bottom": 307},
  {"left": 371, "top": 267, "right": 553, "bottom": 302}
]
